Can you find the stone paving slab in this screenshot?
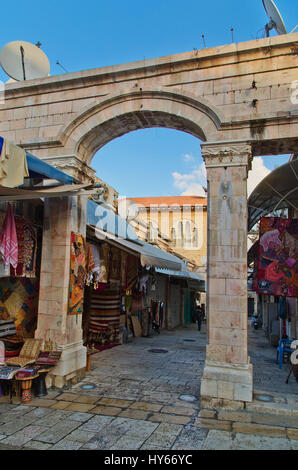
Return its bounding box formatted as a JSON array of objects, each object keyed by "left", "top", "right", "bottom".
[
  {"left": 0, "top": 324, "right": 297, "bottom": 450},
  {"left": 34, "top": 419, "right": 82, "bottom": 444}
]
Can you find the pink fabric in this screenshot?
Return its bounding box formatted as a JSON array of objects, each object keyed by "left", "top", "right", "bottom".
[{"left": 0, "top": 204, "right": 18, "bottom": 268}]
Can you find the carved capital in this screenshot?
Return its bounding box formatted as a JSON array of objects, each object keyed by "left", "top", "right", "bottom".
[
  {"left": 42, "top": 155, "right": 96, "bottom": 184},
  {"left": 201, "top": 142, "right": 253, "bottom": 171}
]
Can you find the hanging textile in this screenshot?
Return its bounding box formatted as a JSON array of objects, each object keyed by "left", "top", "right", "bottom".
[
  {"left": 10, "top": 217, "right": 25, "bottom": 277},
  {"left": 88, "top": 288, "right": 121, "bottom": 344},
  {"left": 256, "top": 217, "right": 298, "bottom": 297},
  {"left": 22, "top": 223, "right": 37, "bottom": 278},
  {"left": 0, "top": 203, "right": 18, "bottom": 269},
  {"left": 126, "top": 254, "right": 139, "bottom": 289},
  {"left": 69, "top": 232, "right": 86, "bottom": 315},
  {"left": 0, "top": 138, "right": 29, "bottom": 188},
  {"left": 120, "top": 251, "right": 128, "bottom": 290},
  {"left": 90, "top": 244, "right": 101, "bottom": 286},
  {"left": 139, "top": 273, "right": 149, "bottom": 294},
  {"left": 0, "top": 278, "right": 39, "bottom": 337},
  {"left": 85, "top": 242, "right": 95, "bottom": 286},
  {"left": 99, "top": 244, "right": 109, "bottom": 283},
  {"left": 110, "top": 247, "right": 121, "bottom": 282}
]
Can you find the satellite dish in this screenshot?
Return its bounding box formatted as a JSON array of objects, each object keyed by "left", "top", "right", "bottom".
[
  {"left": 0, "top": 41, "right": 50, "bottom": 81},
  {"left": 262, "top": 0, "right": 287, "bottom": 37}
]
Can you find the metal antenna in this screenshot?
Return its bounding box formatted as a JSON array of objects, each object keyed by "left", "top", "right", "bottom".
[
  {"left": 56, "top": 60, "right": 68, "bottom": 73},
  {"left": 20, "top": 46, "right": 26, "bottom": 80},
  {"left": 231, "top": 27, "right": 234, "bottom": 42},
  {"left": 202, "top": 34, "right": 206, "bottom": 48}
]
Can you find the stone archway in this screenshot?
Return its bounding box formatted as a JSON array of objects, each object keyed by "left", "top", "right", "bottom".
[
  {"left": 34, "top": 88, "right": 254, "bottom": 407},
  {"left": 0, "top": 32, "right": 296, "bottom": 407},
  {"left": 56, "top": 87, "right": 224, "bottom": 164}
]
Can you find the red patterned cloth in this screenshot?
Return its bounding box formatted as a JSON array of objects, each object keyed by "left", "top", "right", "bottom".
[
  {"left": 0, "top": 204, "right": 18, "bottom": 269},
  {"left": 256, "top": 217, "right": 298, "bottom": 297},
  {"left": 10, "top": 217, "right": 25, "bottom": 277}
]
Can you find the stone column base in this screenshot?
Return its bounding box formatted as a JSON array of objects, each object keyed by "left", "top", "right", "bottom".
[
  {"left": 200, "top": 360, "right": 253, "bottom": 405},
  {"left": 46, "top": 341, "right": 87, "bottom": 389}
]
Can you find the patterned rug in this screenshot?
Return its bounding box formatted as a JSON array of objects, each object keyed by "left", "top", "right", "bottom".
[
  {"left": 69, "top": 232, "right": 86, "bottom": 315},
  {"left": 88, "top": 288, "right": 121, "bottom": 345},
  {"left": 0, "top": 277, "right": 39, "bottom": 337},
  {"left": 256, "top": 217, "right": 297, "bottom": 297}
]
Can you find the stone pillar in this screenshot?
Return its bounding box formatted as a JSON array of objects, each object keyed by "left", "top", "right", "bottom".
[
  {"left": 35, "top": 195, "right": 88, "bottom": 388},
  {"left": 200, "top": 142, "right": 253, "bottom": 406}
]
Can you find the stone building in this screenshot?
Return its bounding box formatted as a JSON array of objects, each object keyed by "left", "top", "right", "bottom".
[{"left": 121, "top": 196, "right": 207, "bottom": 279}]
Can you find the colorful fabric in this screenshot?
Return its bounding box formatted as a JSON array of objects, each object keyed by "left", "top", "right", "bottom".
[
  {"left": 88, "top": 288, "right": 121, "bottom": 344},
  {"left": 85, "top": 242, "right": 95, "bottom": 286},
  {"left": 0, "top": 366, "right": 21, "bottom": 380},
  {"left": 90, "top": 244, "right": 101, "bottom": 287},
  {"left": 0, "top": 277, "right": 39, "bottom": 337},
  {"left": 10, "top": 217, "right": 25, "bottom": 277},
  {"left": 19, "top": 338, "right": 42, "bottom": 359},
  {"left": 256, "top": 217, "right": 298, "bottom": 297},
  {"left": 0, "top": 139, "right": 29, "bottom": 188},
  {"left": 0, "top": 204, "right": 18, "bottom": 269},
  {"left": 23, "top": 223, "right": 37, "bottom": 277},
  {"left": 6, "top": 338, "right": 42, "bottom": 367},
  {"left": 69, "top": 233, "right": 86, "bottom": 315}
]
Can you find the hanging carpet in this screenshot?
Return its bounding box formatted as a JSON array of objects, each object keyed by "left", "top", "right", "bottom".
[
  {"left": 256, "top": 217, "right": 298, "bottom": 297},
  {"left": 88, "top": 288, "right": 120, "bottom": 344},
  {"left": 69, "top": 232, "right": 86, "bottom": 315}
]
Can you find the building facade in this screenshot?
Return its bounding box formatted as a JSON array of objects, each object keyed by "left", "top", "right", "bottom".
[{"left": 121, "top": 196, "right": 207, "bottom": 278}]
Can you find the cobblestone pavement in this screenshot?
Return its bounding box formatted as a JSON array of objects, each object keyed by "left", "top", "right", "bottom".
[{"left": 0, "top": 322, "right": 297, "bottom": 451}]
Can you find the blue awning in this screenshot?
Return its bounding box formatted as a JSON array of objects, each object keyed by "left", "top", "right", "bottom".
[
  {"left": 26, "top": 152, "right": 75, "bottom": 185},
  {"left": 156, "top": 267, "right": 205, "bottom": 283}
]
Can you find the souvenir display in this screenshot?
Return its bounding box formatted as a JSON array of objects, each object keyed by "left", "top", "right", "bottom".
[
  {"left": 256, "top": 217, "right": 298, "bottom": 297},
  {"left": 69, "top": 232, "right": 86, "bottom": 315}
]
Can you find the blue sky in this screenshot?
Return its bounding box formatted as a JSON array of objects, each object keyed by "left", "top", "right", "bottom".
[{"left": 0, "top": 0, "right": 296, "bottom": 197}]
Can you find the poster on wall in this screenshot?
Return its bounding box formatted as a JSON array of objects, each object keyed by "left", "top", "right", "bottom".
[
  {"left": 69, "top": 232, "right": 86, "bottom": 315},
  {"left": 256, "top": 217, "right": 298, "bottom": 298}
]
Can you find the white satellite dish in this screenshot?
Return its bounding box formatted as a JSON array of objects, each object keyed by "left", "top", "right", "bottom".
[
  {"left": 262, "top": 0, "right": 287, "bottom": 37},
  {"left": 0, "top": 41, "right": 50, "bottom": 81}
]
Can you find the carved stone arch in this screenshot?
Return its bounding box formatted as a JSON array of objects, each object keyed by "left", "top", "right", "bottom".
[{"left": 58, "top": 87, "right": 225, "bottom": 164}]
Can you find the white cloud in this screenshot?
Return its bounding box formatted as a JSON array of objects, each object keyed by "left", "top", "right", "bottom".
[
  {"left": 247, "top": 157, "right": 271, "bottom": 196},
  {"left": 172, "top": 161, "right": 207, "bottom": 196},
  {"left": 172, "top": 157, "right": 271, "bottom": 198},
  {"left": 181, "top": 183, "right": 206, "bottom": 197},
  {"left": 183, "top": 153, "right": 194, "bottom": 162}
]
